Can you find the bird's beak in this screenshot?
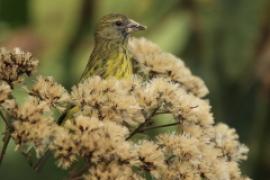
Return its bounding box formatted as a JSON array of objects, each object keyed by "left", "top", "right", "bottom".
[{"left": 126, "top": 19, "right": 147, "bottom": 33}]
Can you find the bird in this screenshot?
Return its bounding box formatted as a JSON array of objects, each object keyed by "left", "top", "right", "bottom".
[
  {"left": 58, "top": 13, "right": 146, "bottom": 125},
  {"left": 33, "top": 14, "right": 146, "bottom": 171},
  {"left": 81, "top": 13, "right": 146, "bottom": 80}
]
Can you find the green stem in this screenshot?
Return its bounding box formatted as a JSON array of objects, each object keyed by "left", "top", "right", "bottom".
[
  {"left": 0, "top": 110, "right": 12, "bottom": 129},
  {"left": 126, "top": 108, "right": 160, "bottom": 140},
  {"left": 126, "top": 122, "right": 146, "bottom": 140},
  {"left": 33, "top": 151, "right": 50, "bottom": 172},
  {"left": 0, "top": 110, "right": 12, "bottom": 165},
  {"left": 68, "top": 162, "right": 90, "bottom": 180},
  {"left": 138, "top": 122, "right": 180, "bottom": 132}
]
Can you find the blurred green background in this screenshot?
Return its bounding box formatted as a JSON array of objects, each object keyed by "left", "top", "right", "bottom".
[{"left": 0, "top": 0, "right": 270, "bottom": 179}]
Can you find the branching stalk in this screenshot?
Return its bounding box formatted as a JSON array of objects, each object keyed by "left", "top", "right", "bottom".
[
  {"left": 138, "top": 122, "right": 180, "bottom": 132},
  {"left": 126, "top": 108, "right": 160, "bottom": 140}
]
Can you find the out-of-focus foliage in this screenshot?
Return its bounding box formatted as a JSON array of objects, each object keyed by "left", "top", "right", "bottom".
[{"left": 0, "top": 0, "right": 270, "bottom": 179}]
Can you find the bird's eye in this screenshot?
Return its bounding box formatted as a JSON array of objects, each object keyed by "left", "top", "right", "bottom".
[{"left": 115, "top": 21, "right": 123, "bottom": 26}]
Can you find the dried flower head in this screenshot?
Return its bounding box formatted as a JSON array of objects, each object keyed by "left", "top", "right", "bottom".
[
  {"left": 214, "top": 123, "right": 249, "bottom": 162},
  {"left": 136, "top": 141, "right": 166, "bottom": 178},
  {"left": 71, "top": 76, "right": 145, "bottom": 127},
  {"left": 0, "top": 47, "right": 38, "bottom": 84},
  {"left": 30, "top": 76, "right": 70, "bottom": 110},
  {"left": 129, "top": 38, "right": 208, "bottom": 97},
  {"left": 11, "top": 97, "right": 55, "bottom": 156},
  {"left": 85, "top": 161, "right": 142, "bottom": 180},
  {"left": 0, "top": 81, "right": 11, "bottom": 103}
]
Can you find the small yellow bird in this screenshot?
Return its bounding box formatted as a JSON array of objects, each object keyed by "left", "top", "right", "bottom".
[
  {"left": 81, "top": 13, "right": 146, "bottom": 80},
  {"left": 58, "top": 13, "right": 146, "bottom": 124}
]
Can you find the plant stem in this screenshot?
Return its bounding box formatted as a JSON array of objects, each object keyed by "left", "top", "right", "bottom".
[
  {"left": 0, "top": 110, "right": 12, "bottom": 129},
  {"left": 68, "top": 163, "right": 90, "bottom": 180},
  {"left": 0, "top": 130, "right": 11, "bottom": 165},
  {"left": 33, "top": 151, "right": 50, "bottom": 172},
  {"left": 138, "top": 122, "right": 180, "bottom": 132},
  {"left": 0, "top": 110, "right": 12, "bottom": 165},
  {"left": 0, "top": 110, "right": 34, "bottom": 167},
  {"left": 21, "top": 151, "right": 34, "bottom": 167},
  {"left": 126, "top": 108, "right": 159, "bottom": 140},
  {"left": 126, "top": 122, "right": 146, "bottom": 140}
]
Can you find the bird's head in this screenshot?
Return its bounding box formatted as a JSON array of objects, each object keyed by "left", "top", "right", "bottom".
[{"left": 95, "top": 14, "right": 146, "bottom": 41}]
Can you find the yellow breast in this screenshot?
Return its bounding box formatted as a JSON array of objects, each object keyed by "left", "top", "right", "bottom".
[
  {"left": 80, "top": 38, "right": 134, "bottom": 81},
  {"left": 104, "top": 51, "right": 133, "bottom": 79}
]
